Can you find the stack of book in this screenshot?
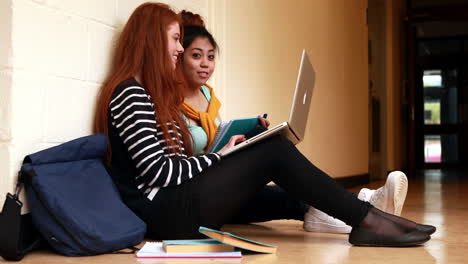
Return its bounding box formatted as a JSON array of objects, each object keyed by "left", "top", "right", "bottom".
[{"left": 136, "top": 227, "right": 277, "bottom": 259}]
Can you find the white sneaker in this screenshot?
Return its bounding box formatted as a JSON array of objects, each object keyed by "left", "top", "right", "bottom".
[
  {"left": 303, "top": 207, "right": 352, "bottom": 234},
  {"left": 358, "top": 171, "right": 408, "bottom": 216}
]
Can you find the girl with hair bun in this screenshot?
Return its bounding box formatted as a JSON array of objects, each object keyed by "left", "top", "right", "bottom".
[
  {"left": 94, "top": 3, "right": 434, "bottom": 246},
  {"left": 179, "top": 10, "right": 205, "bottom": 27},
  {"left": 177, "top": 10, "right": 418, "bottom": 236}
]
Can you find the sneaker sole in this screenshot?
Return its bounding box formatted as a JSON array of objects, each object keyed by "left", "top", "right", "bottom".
[
  {"left": 387, "top": 171, "right": 408, "bottom": 216},
  {"left": 304, "top": 222, "right": 351, "bottom": 234}
]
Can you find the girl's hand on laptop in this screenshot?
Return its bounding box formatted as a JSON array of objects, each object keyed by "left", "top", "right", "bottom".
[
  {"left": 258, "top": 115, "right": 270, "bottom": 128},
  {"left": 216, "top": 135, "right": 246, "bottom": 156}
]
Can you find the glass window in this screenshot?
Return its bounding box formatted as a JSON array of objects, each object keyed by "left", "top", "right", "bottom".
[
  {"left": 418, "top": 40, "right": 460, "bottom": 56},
  {"left": 423, "top": 69, "right": 458, "bottom": 125},
  {"left": 424, "top": 100, "right": 440, "bottom": 124},
  {"left": 411, "top": 0, "right": 468, "bottom": 8},
  {"left": 424, "top": 135, "right": 441, "bottom": 163},
  {"left": 423, "top": 70, "right": 442, "bottom": 88},
  {"left": 416, "top": 22, "right": 468, "bottom": 38},
  {"left": 464, "top": 67, "right": 468, "bottom": 90},
  {"left": 424, "top": 134, "right": 459, "bottom": 163}
]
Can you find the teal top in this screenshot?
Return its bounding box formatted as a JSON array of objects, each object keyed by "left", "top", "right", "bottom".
[{"left": 186, "top": 85, "right": 220, "bottom": 155}]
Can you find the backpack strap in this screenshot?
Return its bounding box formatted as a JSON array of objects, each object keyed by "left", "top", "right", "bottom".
[{"left": 0, "top": 172, "right": 42, "bottom": 261}]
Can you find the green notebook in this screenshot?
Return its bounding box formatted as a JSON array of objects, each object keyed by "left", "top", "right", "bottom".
[
  {"left": 198, "top": 226, "right": 277, "bottom": 253},
  {"left": 209, "top": 117, "right": 259, "bottom": 153}
]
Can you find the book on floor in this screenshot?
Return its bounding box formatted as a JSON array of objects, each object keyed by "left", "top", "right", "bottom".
[
  {"left": 162, "top": 238, "right": 235, "bottom": 253},
  {"left": 198, "top": 226, "right": 277, "bottom": 254},
  {"left": 136, "top": 227, "right": 277, "bottom": 258},
  {"left": 209, "top": 117, "right": 259, "bottom": 153},
  {"left": 136, "top": 242, "right": 241, "bottom": 258}
]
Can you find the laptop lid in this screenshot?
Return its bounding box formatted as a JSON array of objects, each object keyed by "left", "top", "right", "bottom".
[
  {"left": 288, "top": 49, "right": 316, "bottom": 142},
  {"left": 220, "top": 49, "right": 315, "bottom": 157}
]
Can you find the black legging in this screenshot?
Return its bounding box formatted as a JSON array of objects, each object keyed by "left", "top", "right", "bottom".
[
  {"left": 228, "top": 185, "right": 309, "bottom": 224},
  {"left": 229, "top": 127, "right": 309, "bottom": 223},
  {"left": 142, "top": 135, "right": 371, "bottom": 239}
]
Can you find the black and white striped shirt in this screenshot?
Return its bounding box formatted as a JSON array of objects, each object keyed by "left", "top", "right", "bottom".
[{"left": 109, "top": 82, "right": 221, "bottom": 201}]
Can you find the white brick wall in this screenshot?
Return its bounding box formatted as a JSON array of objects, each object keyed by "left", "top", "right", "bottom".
[
  {"left": 0, "top": 142, "right": 13, "bottom": 207},
  {"left": 0, "top": 0, "right": 13, "bottom": 69},
  {"left": 43, "top": 78, "right": 99, "bottom": 142},
  {"left": 0, "top": 70, "right": 12, "bottom": 142},
  {"left": 0, "top": 0, "right": 211, "bottom": 211},
  {"left": 0, "top": 0, "right": 14, "bottom": 209},
  {"left": 88, "top": 23, "right": 116, "bottom": 83}
]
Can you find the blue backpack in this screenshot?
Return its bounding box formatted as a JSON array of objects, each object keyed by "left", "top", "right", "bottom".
[{"left": 21, "top": 134, "right": 146, "bottom": 256}]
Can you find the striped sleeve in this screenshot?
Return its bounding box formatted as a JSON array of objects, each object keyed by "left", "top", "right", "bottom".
[{"left": 109, "top": 85, "right": 221, "bottom": 198}]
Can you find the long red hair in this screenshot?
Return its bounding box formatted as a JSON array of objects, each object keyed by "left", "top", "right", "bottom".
[{"left": 93, "top": 2, "right": 193, "bottom": 159}]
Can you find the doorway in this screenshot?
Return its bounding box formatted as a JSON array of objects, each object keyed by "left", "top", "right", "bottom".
[
  {"left": 407, "top": 3, "right": 468, "bottom": 171},
  {"left": 416, "top": 63, "right": 466, "bottom": 168}
]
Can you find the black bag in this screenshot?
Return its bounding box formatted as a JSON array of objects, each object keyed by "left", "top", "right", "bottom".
[{"left": 0, "top": 176, "right": 42, "bottom": 261}]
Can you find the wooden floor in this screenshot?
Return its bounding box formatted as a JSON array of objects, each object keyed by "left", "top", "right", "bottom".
[{"left": 5, "top": 169, "right": 468, "bottom": 264}]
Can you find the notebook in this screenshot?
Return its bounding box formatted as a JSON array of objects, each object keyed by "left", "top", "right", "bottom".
[
  {"left": 199, "top": 227, "right": 277, "bottom": 254},
  {"left": 209, "top": 117, "right": 259, "bottom": 153},
  {"left": 136, "top": 242, "right": 242, "bottom": 258},
  {"left": 220, "top": 49, "right": 316, "bottom": 156}
]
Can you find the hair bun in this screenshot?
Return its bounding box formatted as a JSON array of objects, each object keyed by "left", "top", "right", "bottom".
[{"left": 180, "top": 10, "right": 205, "bottom": 27}]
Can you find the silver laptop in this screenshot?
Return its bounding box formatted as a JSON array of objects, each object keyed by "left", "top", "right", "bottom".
[{"left": 222, "top": 49, "right": 316, "bottom": 156}]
